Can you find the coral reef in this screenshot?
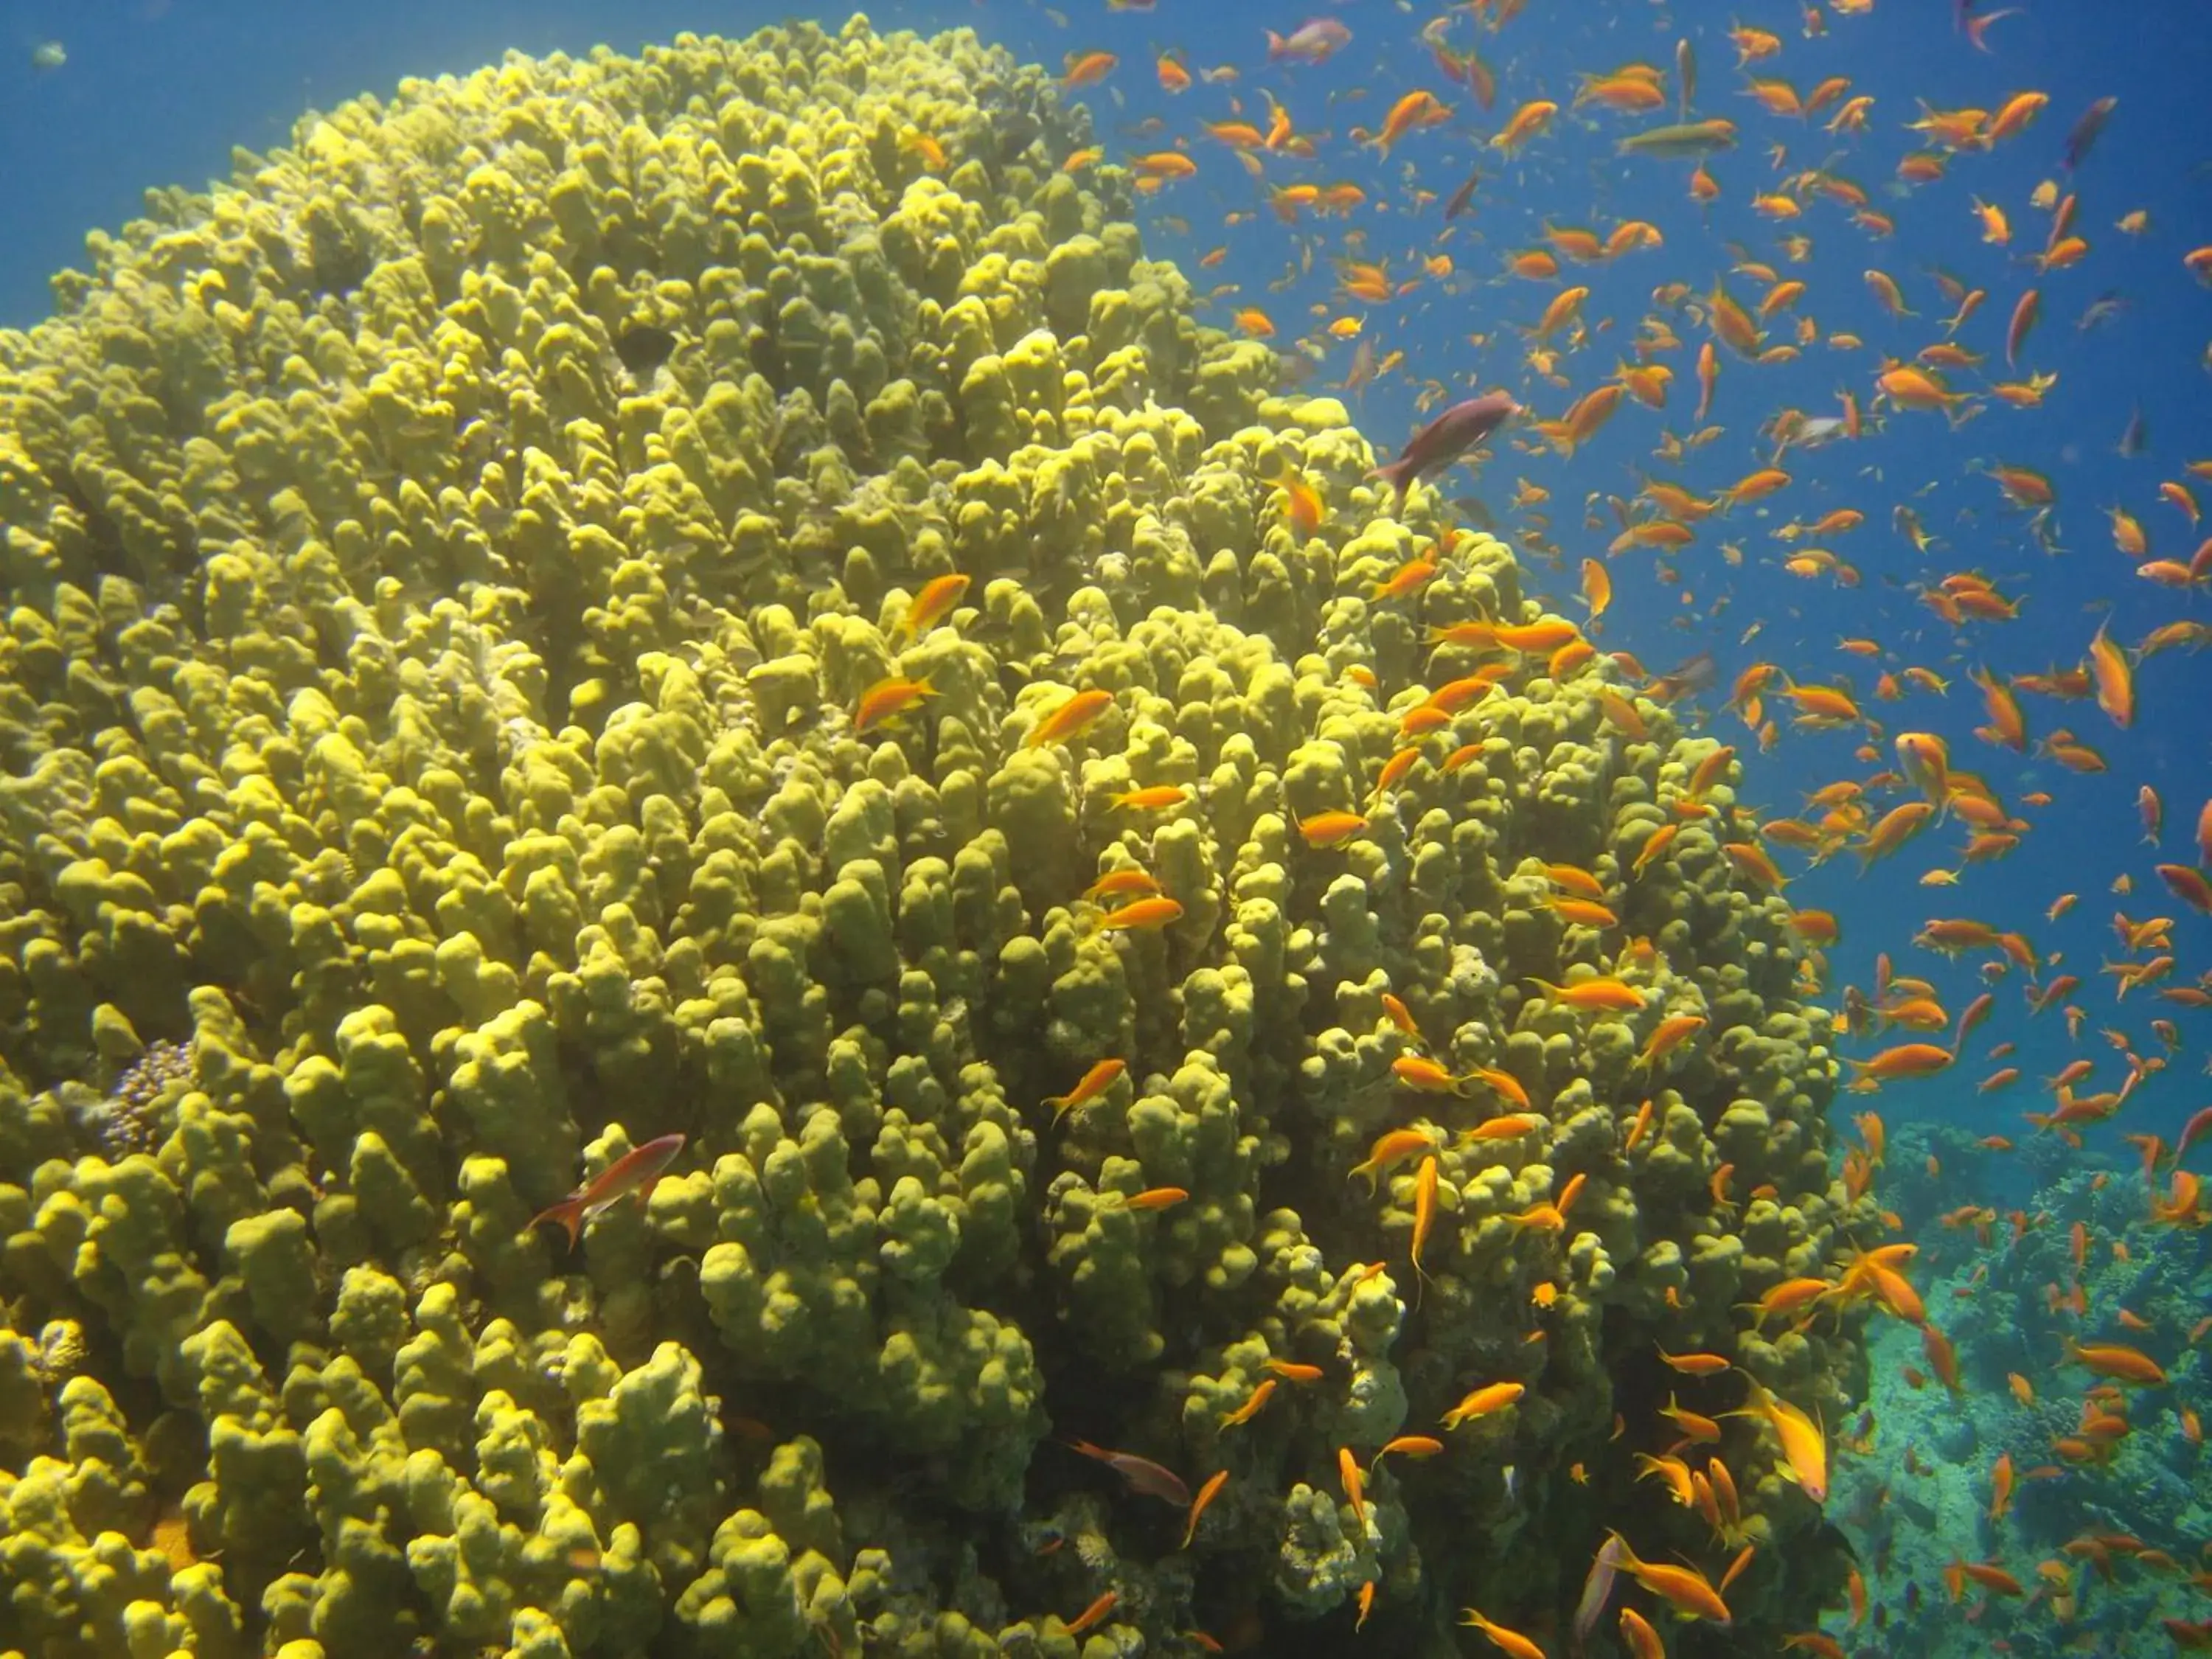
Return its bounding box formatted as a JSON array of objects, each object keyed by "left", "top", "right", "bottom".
[
  {"left": 1832, "top": 1121, "right": 2211, "bottom": 1655},
  {"left": 0, "top": 15, "right": 1857, "bottom": 1655}
]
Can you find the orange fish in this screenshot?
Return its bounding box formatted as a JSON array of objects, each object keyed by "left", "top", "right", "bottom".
[
  {"left": 1273, "top": 465, "right": 1324, "bottom": 537},
  {"left": 1989, "top": 1451, "right": 2015, "bottom": 1520},
  {"left": 1492, "top": 98, "right": 1559, "bottom": 151},
  {"left": 1373, "top": 559, "right": 1440, "bottom": 602},
  {"left": 1110, "top": 785, "right": 1190, "bottom": 813},
  {"left": 2086, "top": 621, "right": 2134, "bottom": 728},
  {"left": 1220, "top": 1379, "right": 1277, "bottom": 1427},
  {"left": 1658, "top": 1346, "right": 1732, "bottom": 1376},
  {"left": 898, "top": 574, "right": 972, "bottom": 639},
  {"left": 1528, "top": 975, "right": 1648, "bottom": 1012},
  {"left": 1441, "top": 1381, "right": 1526, "bottom": 1429},
  {"left": 1063, "top": 1590, "right": 1119, "bottom": 1637},
  {"left": 1131, "top": 151, "right": 1197, "bottom": 180},
  {"left": 1660, "top": 1394, "right": 1722, "bottom": 1443},
  {"left": 1097, "top": 897, "right": 1184, "bottom": 933},
  {"left": 1298, "top": 810, "right": 1371, "bottom": 849},
  {"left": 1637, "top": 1015, "right": 1707, "bottom": 1070},
  {"left": 1728, "top": 1380, "right": 1826, "bottom": 1501},
  {"left": 1608, "top": 1531, "right": 1733, "bottom": 1623},
  {"left": 1123, "top": 1186, "right": 1189, "bottom": 1211},
  {"left": 1955, "top": 1561, "right": 2024, "bottom": 1598},
  {"left": 855, "top": 675, "right": 937, "bottom": 732},
  {"left": 1371, "top": 1434, "right": 1447, "bottom": 1468},
  {"left": 1084, "top": 869, "right": 1161, "bottom": 904},
  {"left": 1338, "top": 1445, "right": 1368, "bottom": 1528},
  {"left": 1061, "top": 51, "right": 1119, "bottom": 88},
  {"left": 1371, "top": 89, "right": 1453, "bottom": 153},
  {"left": 1043, "top": 1059, "right": 1127, "bottom": 1121},
  {"left": 1618, "top": 1609, "right": 1666, "bottom": 1659},
  {"left": 1458, "top": 1607, "right": 1546, "bottom": 1659},
  {"left": 1345, "top": 1133, "right": 1433, "bottom": 1212},
  {"left": 1182, "top": 1470, "right": 1228, "bottom": 1548},
  {"left": 1028, "top": 688, "right": 1115, "bottom": 748},
  {"left": 1410, "top": 1155, "right": 1441, "bottom": 1299},
  {"left": 2064, "top": 1340, "right": 2167, "bottom": 1385}
]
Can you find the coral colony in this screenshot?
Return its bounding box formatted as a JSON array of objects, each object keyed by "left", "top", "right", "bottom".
[{"left": 0, "top": 21, "right": 1879, "bottom": 1657}]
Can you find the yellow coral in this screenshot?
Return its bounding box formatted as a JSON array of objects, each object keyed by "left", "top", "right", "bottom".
[{"left": 0, "top": 17, "right": 1854, "bottom": 1655}]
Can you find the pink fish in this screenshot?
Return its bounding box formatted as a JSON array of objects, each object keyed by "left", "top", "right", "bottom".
[
  {"left": 1574, "top": 1533, "right": 1627, "bottom": 1650},
  {"left": 2177, "top": 1107, "right": 2212, "bottom": 1166},
  {"left": 1065, "top": 1439, "right": 1191, "bottom": 1506},
  {"left": 1267, "top": 18, "right": 1351, "bottom": 65},
  {"left": 1369, "top": 391, "right": 1519, "bottom": 505},
  {"left": 2061, "top": 94, "right": 2117, "bottom": 171},
  {"left": 530, "top": 1133, "right": 686, "bottom": 1250}
]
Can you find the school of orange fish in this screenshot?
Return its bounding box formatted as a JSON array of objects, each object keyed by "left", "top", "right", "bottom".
[{"left": 931, "top": 0, "right": 2212, "bottom": 1651}]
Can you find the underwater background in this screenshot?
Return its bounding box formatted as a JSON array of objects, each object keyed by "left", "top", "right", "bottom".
[{"left": 1, "top": 0, "right": 2210, "bottom": 1655}]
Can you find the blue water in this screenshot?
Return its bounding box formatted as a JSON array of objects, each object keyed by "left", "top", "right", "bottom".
[{"left": 6, "top": 1, "right": 2210, "bottom": 1649}]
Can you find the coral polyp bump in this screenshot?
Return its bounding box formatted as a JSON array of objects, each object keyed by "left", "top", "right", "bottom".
[{"left": 0, "top": 16, "right": 1857, "bottom": 1656}]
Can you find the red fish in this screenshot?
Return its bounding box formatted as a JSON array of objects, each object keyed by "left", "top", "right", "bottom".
[
  {"left": 1067, "top": 1439, "right": 1192, "bottom": 1506},
  {"left": 530, "top": 1133, "right": 686, "bottom": 1251},
  {"left": 2006, "top": 289, "right": 2039, "bottom": 366},
  {"left": 2061, "top": 95, "right": 2118, "bottom": 170},
  {"left": 1368, "top": 392, "right": 1519, "bottom": 504}
]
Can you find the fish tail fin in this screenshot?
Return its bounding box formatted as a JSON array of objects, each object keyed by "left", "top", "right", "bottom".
[
  {"left": 1366, "top": 459, "right": 1413, "bottom": 507},
  {"left": 530, "top": 1197, "right": 585, "bottom": 1252}
]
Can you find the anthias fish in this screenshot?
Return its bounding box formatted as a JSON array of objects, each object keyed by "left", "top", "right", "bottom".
[
  {"left": 1267, "top": 18, "right": 1350, "bottom": 65},
  {"left": 1617, "top": 118, "right": 1739, "bottom": 157},
  {"left": 1369, "top": 392, "right": 1519, "bottom": 504},
  {"left": 530, "top": 1134, "right": 686, "bottom": 1251}
]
